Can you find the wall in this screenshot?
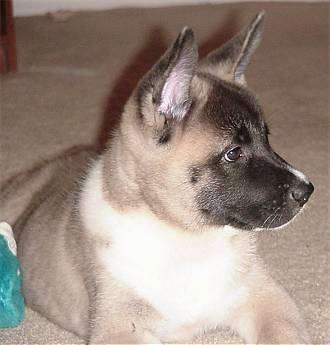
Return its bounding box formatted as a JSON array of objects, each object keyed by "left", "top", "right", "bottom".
[{"left": 13, "top": 0, "right": 323, "bottom": 17}]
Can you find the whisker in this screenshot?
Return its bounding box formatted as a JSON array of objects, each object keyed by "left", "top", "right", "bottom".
[
  {"left": 260, "top": 207, "right": 281, "bottom": 228},
  {"left": 267, "top": 212, "right": 280, "bottom": 231}
]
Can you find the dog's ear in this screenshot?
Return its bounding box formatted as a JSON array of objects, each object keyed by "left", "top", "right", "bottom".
[
  {"left": 138, "top": 27, "right": 198, "bottom": 121},
  {"left": 200, "top": 11, "right": 265, "bottom": 85}
]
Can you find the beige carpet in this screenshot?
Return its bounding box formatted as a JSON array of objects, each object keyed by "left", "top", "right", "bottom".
[{"left": 0, "top": 2, "right": 329, "bottom": 343}]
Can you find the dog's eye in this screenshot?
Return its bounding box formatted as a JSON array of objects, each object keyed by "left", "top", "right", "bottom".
[{"left": 224, "top": 147, "right": 242, "bottom": 162}]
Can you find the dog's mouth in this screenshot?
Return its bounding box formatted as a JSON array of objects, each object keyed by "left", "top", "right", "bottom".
[
  {"left": 224, "top": 202, "right": 303, "bottom": 231},
  {"left": 257, "top": 206, "right": 301, "bottom": 230}
]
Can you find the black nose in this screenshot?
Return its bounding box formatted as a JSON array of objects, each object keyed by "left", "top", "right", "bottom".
[{"left": 290, "top": 182, "right": 314, "bottom": 206}]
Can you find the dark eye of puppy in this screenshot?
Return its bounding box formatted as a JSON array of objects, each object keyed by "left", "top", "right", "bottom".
[{"left": 224, "top": 147, "right": 242, "bottom": 162}]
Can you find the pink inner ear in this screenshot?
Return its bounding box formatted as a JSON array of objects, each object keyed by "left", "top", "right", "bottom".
[
  {"left": 159, "top": 73, "right": 185, "bottom": 113},
  {"left": 158, "top": 52, "right": 196, "bottom": 120}
]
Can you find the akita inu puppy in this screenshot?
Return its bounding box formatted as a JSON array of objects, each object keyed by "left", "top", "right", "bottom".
[{"left": 1, "top": 11, "right": 314, "bottom": 344}]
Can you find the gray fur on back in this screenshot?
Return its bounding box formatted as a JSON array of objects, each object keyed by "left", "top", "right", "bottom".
[{"left": 0, "top": 147, "right": 97, "bottom": 339}]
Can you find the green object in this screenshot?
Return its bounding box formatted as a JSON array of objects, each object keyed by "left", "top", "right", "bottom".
[{"left": 0, "top": 234, "right": 25, "bottom": 328}]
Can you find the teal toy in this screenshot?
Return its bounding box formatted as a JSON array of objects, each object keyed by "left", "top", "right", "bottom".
[{"left": 0, "top": 222, "right": 25, "bottom": 328}]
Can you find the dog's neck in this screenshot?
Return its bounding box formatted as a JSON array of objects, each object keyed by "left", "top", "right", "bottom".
[
  {"left": 82, "top": 155, "right": 256, "bottom": 244},
  {"left": 101, "top": 133, "right": 143, "bottom": 212}
]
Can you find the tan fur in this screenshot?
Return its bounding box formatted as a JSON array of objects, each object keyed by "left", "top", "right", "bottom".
[{"left": 0, "top": 15, "right": 310, "bottom": 344}]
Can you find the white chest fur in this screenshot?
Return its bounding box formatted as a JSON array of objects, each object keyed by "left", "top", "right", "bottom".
[{"left": 80, "top": 160, "right": 255, "bottom": 337}]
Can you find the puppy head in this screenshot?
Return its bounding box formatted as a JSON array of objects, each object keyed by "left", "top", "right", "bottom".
[{"left": 118, "top": 12, "right": 314, "bottom": 231}]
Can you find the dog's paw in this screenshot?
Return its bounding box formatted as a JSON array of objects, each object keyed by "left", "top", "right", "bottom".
[
  {"left": 0, "top": 221, "right": 17, "bottom": 255},
  {"left": 110, "top": 332, "right": 162, "bottom": 344},
  {"left": 90, "top": 330, "right": 162, "bottom": 345}
]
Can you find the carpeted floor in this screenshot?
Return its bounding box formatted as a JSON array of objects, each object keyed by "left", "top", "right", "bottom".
[{"left": 0, "top": 2, "right": 329, "bottom": 344}]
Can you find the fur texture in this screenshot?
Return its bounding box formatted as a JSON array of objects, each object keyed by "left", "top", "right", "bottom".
[{"left": 0, "top": 12, "right": 313, "bottom": 344}]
